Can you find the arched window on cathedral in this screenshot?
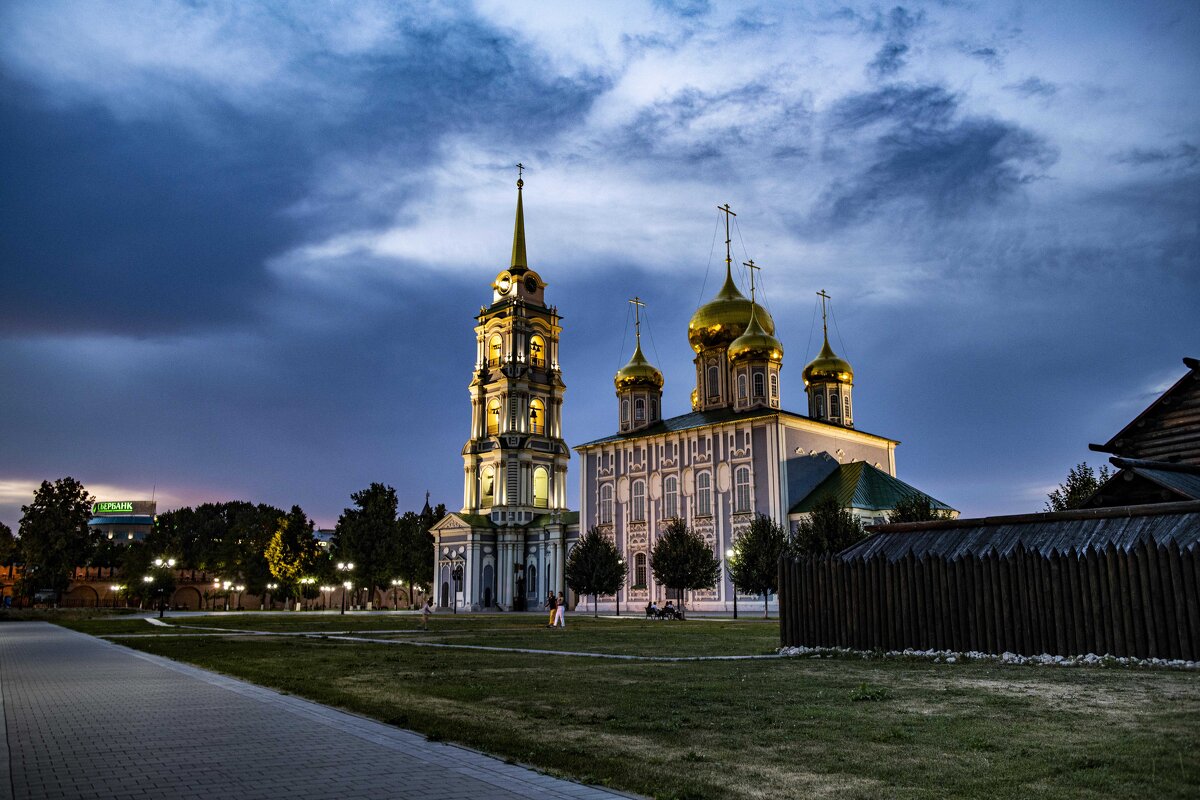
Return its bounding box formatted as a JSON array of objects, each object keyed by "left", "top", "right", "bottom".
[
  {"left": 487, "top": 398, "right": 502, "bottom": 435},
  {"left": 816, "top": 394, "right": 825, "bottom": 419},
  {"left": 529, "top": 335, "right": 546, "bottom": 368},
  {"left": 481, "top": 467, "right": 495, "bottom": 506},
  {"left": 696, "top": 472, "right": 712, "bottom": 516},
  {"left": 663, "top": 475, "right": 678, "bottom": 519},
  {"left": 707, "top": 365, "right": 720, "bottom": 398},
  {"left": 830, "top": 392, "right": 841, "bottom": 418},
  {"left": 488, "top": 335, "right": 503, "bottom": 366},
  {"left": 734, "top": 466, "right": 751, "bottom": 512},
  {"left": 650, "top": 398, "right": 658, "bottom": 420},
  {"left": 737, "top": 373, "right": 747, "bottom": 399},
  {"left": 529, "top": 398, "right": 545, "bottom": 435},
  {"left": 599, "top": 483, "right": 614, "bottom": 524},
  {"left": 634, "top": 398, "right": 645, "bottom": 421},
  {"left": 770, "top": 373, "right": 778, "bottom": 400},
  {"left": 843, "top": 395, "right": 851, "bottom": 421},
  {"left": 634, "top": 552, "right": 647, "bottom": 588},
  {"left": 631, "top": 479, "right": 646, "bottom": 521},
  {"left": 621, "top": 399, "right": 629, "bottom": 422},
  {"left": 532, "top": 467, "right": 549, "bottom": 509},
  {"left": 753, "top": 372, "right": 765, "bottom": 398}
]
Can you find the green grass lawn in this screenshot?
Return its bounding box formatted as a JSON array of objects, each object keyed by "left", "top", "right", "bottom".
[{"left": 53, "top": 613, "right": 1200, "bottom": 799}]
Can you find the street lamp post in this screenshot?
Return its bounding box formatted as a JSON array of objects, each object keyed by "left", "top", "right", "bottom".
[
  {"left": 152, "top": 557, "right": 176, "bottom": 619},
  {"left": 222, "top": 580, "right": 232, "bottom": 611},
  {"left": 617, "top": 558, "right": 625, "bottom": 616},
  {"left": 390, "top": 578, "right": 404, "bottom": 610},
  {"left": 234, "top": 584, "right": 245, "bottom": 611},
  {"left": 265, "top": 582, "right": 278, "bottom": 610},
  {"left": 337, "top": 562, "right": 354, "bottom": 614},
  {"left": 725, "top": 549, "right": 738, "bottom": 620},
  {"left": 451, "top": 564, "right": 463, "bottom": 615},
  {"left": 298, "top": 576, "right": 315, "bottom": 611},
  {"left": 109, "top": 584, "right": 123, "bottom": 609},
  {"left": 320, "top": 585, "right": 332, "bottom": 610}
]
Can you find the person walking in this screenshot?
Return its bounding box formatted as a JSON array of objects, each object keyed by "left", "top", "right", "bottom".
[
  {"left": 546, "top": 592, "right": 557, "bottom": 627},
  {"left": 420, "top": 598, "right": 433, "bottom": 631},
  {"left": 554, "top": 592, "right": 566, "bottom": 628}
]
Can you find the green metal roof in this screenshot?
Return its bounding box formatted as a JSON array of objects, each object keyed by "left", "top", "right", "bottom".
[
  {"left": 790, "top": 461, "right": 955, "bottom": 515},
  {"left": 576, "top": 407, "right": 895, "bottom": 448}
]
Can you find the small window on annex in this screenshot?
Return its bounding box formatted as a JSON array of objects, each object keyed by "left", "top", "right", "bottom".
[
  {"left": 599, "top": 483, "right": 614, "bottom": 524},
  {"left": 532, "top": 467, "right": 549, "bottom": 509},
  {"left": 696, "top": 472, "right": 712, "bottom": 516}
]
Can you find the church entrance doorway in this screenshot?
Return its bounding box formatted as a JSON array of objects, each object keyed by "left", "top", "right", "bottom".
[
  {"left": 440, "top": 581, "right": 449, "bottom": 608},
  {"left": 482, "top": 564, "right": 494, "bottom": 608}
]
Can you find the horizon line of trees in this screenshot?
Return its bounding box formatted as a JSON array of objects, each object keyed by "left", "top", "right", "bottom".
[{"left": 1, "top": 477, "right": 444, "bottom": 608}]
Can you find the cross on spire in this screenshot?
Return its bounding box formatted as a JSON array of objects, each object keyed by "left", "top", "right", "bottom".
[
  {"left": 717, "top": 203, "right": 737, "bottom": 276},
  {"left": 629, "top": 296, "right": 646, "bottom": 343},
  {"left": 817, "top": 289, "right": 831, "bottom": 339},
  {"left": 744, "top": 259, "right": 761, "bottom": 302},
  {"left": 515, "top": 162, "right": 525, "bottom": 186}
]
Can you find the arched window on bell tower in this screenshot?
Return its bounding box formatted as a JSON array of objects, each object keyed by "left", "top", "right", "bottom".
[
  {"left": 488, "top": 335, "right": 503, "bottom": 366},
  {"left": 532, "top": 467, "right": 549, "bottom": 508},
  {"left": 481, "top": 466, "right": 495, "bottom": 507},
  {"left": 529, "top": 398, "right": 545, "bottom": 435},
  {"left": 487, "top": 398, "right": 502, "bottom": 435},
  {"left": 530, "top": 335, "right": 546, "bottom": 368}
]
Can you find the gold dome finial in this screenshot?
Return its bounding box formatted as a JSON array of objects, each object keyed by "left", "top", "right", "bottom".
[
  {"left": 688, "top": 204, "right": 777, "bottom": 351},
  {"left": 803, "top": 289, "right": 853, "bottom": 384},
  {"left": 510, "top": 163, "right": 527, "bottom": 272},
  {"left": 728, "top": 260, "right": 784, "bottom": 364},
  {"left": 615, "top": 297, "right": 664, "bottom": 390}
]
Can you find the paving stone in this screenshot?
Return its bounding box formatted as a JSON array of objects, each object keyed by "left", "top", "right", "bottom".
[{"left": 0, "top": 623, "right": 634, "bottom": 800}]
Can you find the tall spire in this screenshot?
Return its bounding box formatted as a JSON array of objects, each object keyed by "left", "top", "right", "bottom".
[{"left": 510, "top": 163, "right": 527, "bottom": 272}]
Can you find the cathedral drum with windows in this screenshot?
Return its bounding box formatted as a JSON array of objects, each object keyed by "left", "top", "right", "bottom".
[
  {"left": 575, "top": 207, "right": 954, "bottom": 612},
  {"left": 430, "top": 174, "right": 580, "bottom": 611}
]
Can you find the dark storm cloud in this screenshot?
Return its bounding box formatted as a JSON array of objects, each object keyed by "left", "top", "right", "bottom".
[
  {"left": 812, "top": 84, "right": 1056, "bottom": 228},
  {"left": 1006, "top": 76, "right": 1059, "bottom": 98},
  {"left": 1113, "top": 142, "right": 1198, "bottom": 170},
  {"left": 867, "top": 6, "right": 923, "bottom": 79},
  {"left": 0, "top": 10, "right": 605, "bottom": 338}
]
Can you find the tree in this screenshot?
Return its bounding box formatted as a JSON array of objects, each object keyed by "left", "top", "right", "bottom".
[
  {"left": 788, "top": 496, "right": 864, "bottom": 556},
  {"left": 649, "top": 517, "right": 720, "bottom": 615},
  {"left": 565, "top": 527, "right": 627, "bottom": 617},
  {"left": 0, "top": 521, "right": 17, "bottom": 566},
  {"left": 16, "top": 477, "right": 93, "bottom": 604},
  {"left": 887, "top": 495, "right": 954, "bottom": 524},
  {"left": 392, "top": 503, "right": 443, "bottom": 608},
  {"left": 728, "top": 514, "right": 786, "bottom": 618},
  {"left": 333, "top": 483, "right": 403, "bottom": 607},
  {"left": 265, "top": 505, "right": 320, "bottom": 605},
  {"left": 1045, "top": 462, "right": 1111, "bottom": 512}
]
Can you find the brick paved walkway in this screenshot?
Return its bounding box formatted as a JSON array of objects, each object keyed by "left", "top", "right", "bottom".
[{"left": 0, "top": 622, "right": 632, "bottom": 800}]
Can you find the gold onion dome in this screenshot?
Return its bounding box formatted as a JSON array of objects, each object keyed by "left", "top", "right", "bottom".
[
  {"left": 728, "top": 308, "right": 783, "bottom": 364},
  {"left": 614, "top": 341, "right": 664, "bottom": 390},
  {"left": 687, "top": 269, "right": 776, "bottom": 352},
  {"left": 802, "top": 337, "right": 854, "bottom": 385}
]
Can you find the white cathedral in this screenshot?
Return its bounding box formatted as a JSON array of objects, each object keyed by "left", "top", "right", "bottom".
[{"left": 431, "top": 181, "right": 952, "bottom": 612}]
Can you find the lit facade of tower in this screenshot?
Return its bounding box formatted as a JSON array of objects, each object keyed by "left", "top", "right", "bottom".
[{"left": 432, "top": 170, "right": 579, "bottom": 611}]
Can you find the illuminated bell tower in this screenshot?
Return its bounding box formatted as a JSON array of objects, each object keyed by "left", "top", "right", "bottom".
[{"left": 461, "top": 169, "right": 570, "bottom": 525}]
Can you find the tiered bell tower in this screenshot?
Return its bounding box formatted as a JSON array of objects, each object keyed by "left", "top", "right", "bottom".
[{"left": 461, "top": 169, "right": 570, "bottom": 525}]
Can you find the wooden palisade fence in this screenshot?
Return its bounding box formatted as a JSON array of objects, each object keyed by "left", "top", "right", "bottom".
[{"left": 779, "top": 540, "right": 1200, "bottom": 660}]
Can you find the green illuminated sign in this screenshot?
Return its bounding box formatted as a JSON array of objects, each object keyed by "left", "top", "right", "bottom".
[{"left": 93, "top": 501, "right": 134, "bottom": 514}]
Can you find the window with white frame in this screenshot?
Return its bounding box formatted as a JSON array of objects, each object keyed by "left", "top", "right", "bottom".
[
  {"left": 770, "top": 373, "right": 778, "bottom": 399},
  {"left": 734, "top": 466, "right": 751, "bottom": 512},
  {"left": 663, "top": 475, "right": 678, "bottom": 518},
  {"left": 632, "top": 479, "right": 646, "bottom": 521},
  {"left": 753, "top": 372, "right": 765, "bottom": 397},
  {"left": 634, "top": 552, "right": 647, "bottom": 587},
  {"left": 830, "top": 392, "right": 841, "bottom": 417},
  {"left": 737, "top": 373, "right": 747, "bottom": 398},
  {"left": 634, "top": 397, "right": 645, "bottom": 421},
  {"left": 599, "top": 483, "right": 614, "bottom": 523},
  {"left": 696, "top": 471, "right": 712, "bottom": 516}
]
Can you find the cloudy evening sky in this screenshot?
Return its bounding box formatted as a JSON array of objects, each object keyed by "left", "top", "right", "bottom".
[{"left": 1, "top": 0, "right": 1197, "bottom": 529}]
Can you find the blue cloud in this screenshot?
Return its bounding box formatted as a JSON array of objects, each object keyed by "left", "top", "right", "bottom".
[{"left": 1006, "top": 76, "right": 1059, "bottom": 98}]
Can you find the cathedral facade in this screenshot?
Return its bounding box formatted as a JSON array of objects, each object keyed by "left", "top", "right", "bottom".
[
  {"left": 429, "top": 177, "right": 579, "bottom": 611},
  {"left": 574, "top": 211, "right": 953, "bottom": 612}
]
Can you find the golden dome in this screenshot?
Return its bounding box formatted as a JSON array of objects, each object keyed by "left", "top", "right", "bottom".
[
  {"left": 614, "top": 341, "right": 664, "bottom": 391},
  {"left": 802, "top": 336, "right": 853, "bottom": 385},
  {"left": 728, "top": 309, "right": 783, "bottom": 364},
  {"left": 688, "top": 268, "right": 775, "bottom": 352}
]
